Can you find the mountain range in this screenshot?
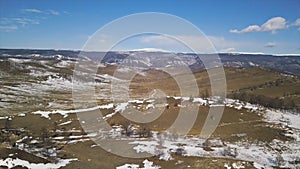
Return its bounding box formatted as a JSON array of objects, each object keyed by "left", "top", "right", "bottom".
[{"left": 1, "top": 49, "right": 299, "bottom": 75}]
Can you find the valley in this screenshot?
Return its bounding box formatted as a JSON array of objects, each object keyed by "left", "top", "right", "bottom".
[{"left": 0, "top": 50, "right": 299, "bottom": 168}]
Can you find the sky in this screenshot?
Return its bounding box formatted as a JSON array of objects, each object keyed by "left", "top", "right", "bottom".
[{"left": 0, "top": 0, "right": 300, "bottom": 54}]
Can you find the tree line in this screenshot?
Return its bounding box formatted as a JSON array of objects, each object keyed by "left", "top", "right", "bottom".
[{"left": 229, "top": 92, "right": 298, "bottom": 111}]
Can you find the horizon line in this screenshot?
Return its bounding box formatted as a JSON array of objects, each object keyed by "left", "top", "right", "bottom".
[{"left": 0, "top": 47, "right": 300, "bottom": 56}]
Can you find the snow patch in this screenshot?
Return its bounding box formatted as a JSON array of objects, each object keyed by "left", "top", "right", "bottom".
[
  {"left": 59, "top": 121, "right": 72, "bottom": 126},
  {"left": 0, "top": 158, "right": 77, "bottom": 169},
  {"left": 116, "top": 159, "right": 161, "bottom": 169}
]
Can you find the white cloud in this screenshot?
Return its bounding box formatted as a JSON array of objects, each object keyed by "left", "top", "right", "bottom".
[
  {"left": 230, "top": 17, "right": 287, "bottom": 34},
  {"left": 48, "top": 10, "right": 60, "bottom": 16},
  {"left": 63, "top": 11, "right": 71, "bottom": 15},
  {"left": 289, "top": 18, "right": 300, "bottom": 31},
  {"left": 291, "top": 18, "right": 300, "bottom": 26},
  {"left": 23, "top": 8, "right": 43, "bottom": 14},
  {"left": 0, "top": 18, "right": 39, "bottom": 31},
  {"left": 22, "top": 8, "right": 60, "bottom": 16},
  {"left": 13, "top": 18, "right": 39, "bottom": 26},
  {"left": 264, "top": 42, "right": 276, "bottom": 48},
  {"left": 230, "top": 25, "right": 260, "bottom": 33},
  {"left": 261, "top": 17, "right": 286, "bottom": 32},
  {"left": 0, "top": 18, "right": 39, "bottom": 26},
  {"left": 0, "top": 8, "right": 63, "bottom": 32},
  {"left": 219, "top": 47, "right": 236, "bottom": 53},
  {"left": 0, "top": 25, "right": 18, "bottom": 31}
]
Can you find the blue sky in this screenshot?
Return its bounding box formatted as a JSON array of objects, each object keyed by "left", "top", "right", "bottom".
[{"left": 0, "top": 0, "right": 299, "bottom": 54}]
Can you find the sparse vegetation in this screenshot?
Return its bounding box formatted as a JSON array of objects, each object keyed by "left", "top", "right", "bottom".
[{"left": 0, "top": 53, "right": 299, "bottom": 168}]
